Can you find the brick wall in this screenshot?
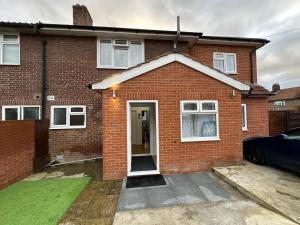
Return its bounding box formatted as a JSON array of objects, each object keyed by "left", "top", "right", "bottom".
[
  {"left": 190, "top": 44, "right": 256, "bottom": 83},
  {"left": 0, "top": 121, "right": 35, "bottom": 189},
  {"left": 242, "top": 97, "right": 269, "bottom": 138},
  {"left": 102, "top": 62, "right": 243, "bottom": 180},
  {"left": 0, "top": 33, "right": 258, "bottom": 162}
]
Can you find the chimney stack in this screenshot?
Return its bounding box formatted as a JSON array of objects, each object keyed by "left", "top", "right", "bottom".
[
  {"left": 73, "top": 4, "right": 93, "bottom": 26},
  {"left": 272, "top": 83, "right": 281, "bottom": 93}
]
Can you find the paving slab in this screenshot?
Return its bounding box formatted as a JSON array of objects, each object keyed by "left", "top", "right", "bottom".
[
  {"left": 117, "top": 173, "right": 230, "bottom": 211},
  {"left": 213, "top": 162, "right": 300, "bottom": 224}
]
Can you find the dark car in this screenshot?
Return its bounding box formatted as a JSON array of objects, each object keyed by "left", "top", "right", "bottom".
[{"left": 243, "top": 127, "right": 300, "bottom": 173}]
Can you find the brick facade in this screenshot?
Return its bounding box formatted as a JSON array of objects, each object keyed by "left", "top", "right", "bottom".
[
  {"left": 0, "top": 33, "right": 268, "bottom": 165},
  {"left": 102, "top": 62, "right": 244, "bottom": 180}
]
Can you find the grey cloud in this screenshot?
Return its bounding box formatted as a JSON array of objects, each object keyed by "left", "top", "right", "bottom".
[{"left": 0, "top": 0, "right": 299, "bottom": 90}]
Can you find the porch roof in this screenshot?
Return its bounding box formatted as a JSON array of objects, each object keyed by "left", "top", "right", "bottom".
[{"left": 91, "top": 53, "right": 250, "bottom": 91}]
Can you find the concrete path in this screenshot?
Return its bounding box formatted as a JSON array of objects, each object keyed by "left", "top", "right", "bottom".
[
  {"left": 213, "top": 162, "right": 300, "bottom": 224},
  {"left": 113, "top": 172, "right": 296, "bottom": 225}
]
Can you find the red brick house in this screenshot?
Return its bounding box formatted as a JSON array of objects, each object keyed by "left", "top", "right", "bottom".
[{"left": 0, "top": 4, "right": 270, "bottom": 180}]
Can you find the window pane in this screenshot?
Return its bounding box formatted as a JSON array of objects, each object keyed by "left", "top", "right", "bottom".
[
  {"left": 114, "top": 40, "right": 128, "bottom": 45},
  {"left": 214, "top": 53, "right": 224, "bottom": 59},
  {"left": 70, "top": 107, "right": 84, "bottom": 112},
  {"left": 226, "top": 55, "right": 235, "bottom": 72},
  {"left": 285, "top": 130, "right": 300, "bottom": 140},
  {"left": 5, "top": 108, "right": 18, "bottom": 120},
  {"left": 183, "top": 103, "right": 197, "bottom": 111},
  {"left": 242, "top": 106, "right": 246, "bottom": 128},
  {"left": 3, "top": 44, "right": 19, "bottom": 64},
  {"left": 214, "top": 59, "right": 224, "bottom": 72},
  {"left": 23, "top": 107, "right": 39, "bottom": 120},
  {"left": 202, "top": 102, "right": 216, "bottom": 111},
  {"left": 3, "top": 35, "right": 18, "bottom": 42},
  {"left": 100, "top": 40, "right": 112, "bottom": 66},
  {"left": 54, "top": 108, "right": 67, "bottom": 125},
  {"left": 130, "top": 41, "right": 143, "bottom": 66},
  {"left": 70, "top": 115, "right": 85, "bottom": 126},
  {"left": 114, "top": 46, "right": 128, "bottom": 67},
  {"left": 182, "top": 114, "right": 217, "bottom": 138}
]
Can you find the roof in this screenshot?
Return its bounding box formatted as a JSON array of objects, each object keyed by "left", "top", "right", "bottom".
[
  {"left": 91, "top": 53, "right": 250, "bottom": 91},
  {"left": 269, "top": 86, "right": 300, "bottom": 101},
  {"left": 0, "top": 22, "right": 269, "bottom": 46},
  {"left": 241, "top": 84, "right": 271, "bottom": 97}
]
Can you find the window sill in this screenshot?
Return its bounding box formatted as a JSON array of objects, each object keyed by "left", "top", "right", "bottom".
[
  {"left": 181, "top": 137, "right": 221, "bottom": 142},
  {"left": 50, "top": 126, "right": 86, "bottom": 130},
  {"left": 0, "top": 63, "right": 20, "bottom": 66},
  {"left": 228, "top": 72, "right": 238, "bottom": 75},
  {"left": 242, "top": 128, "right": 248, "bottom": 131},
  {"left": 97, "top": 66, "right": 128, "bottom": 70}
]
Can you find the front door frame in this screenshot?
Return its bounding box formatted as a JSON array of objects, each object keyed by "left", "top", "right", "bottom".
[{"left": 127, "top": 100, "right": 160, "bottom": 176}]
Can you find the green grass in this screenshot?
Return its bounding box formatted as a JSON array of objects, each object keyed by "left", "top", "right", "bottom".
[{"left": 0, "top": 177, "right": 90, "bottom": 225}]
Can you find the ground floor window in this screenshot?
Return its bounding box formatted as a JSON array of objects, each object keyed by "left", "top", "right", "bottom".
[
  {"left": 241, "top": 104, "right": 247, "bottom": 131},
  {"left": 181, "top": 100, "right": 219, "bottom": 142},
  {"left": 50, "top": 105, "right": 86, "bottom": 129},
  {"left": 2, "top": 105, "right": 40, "bottom": 120}
]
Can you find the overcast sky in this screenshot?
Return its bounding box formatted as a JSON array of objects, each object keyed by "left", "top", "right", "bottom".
[{"left": 1, "top": 0, "right": 299, "bottom": 90}]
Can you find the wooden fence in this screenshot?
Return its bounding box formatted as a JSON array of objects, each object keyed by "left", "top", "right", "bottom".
[{"left": 269, "top": 110, "right": 300, "bottom": 136}]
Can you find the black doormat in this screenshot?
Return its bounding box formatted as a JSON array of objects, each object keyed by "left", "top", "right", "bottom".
[{"left": 126, "top": 175, "right": 166, "bottom": 188}]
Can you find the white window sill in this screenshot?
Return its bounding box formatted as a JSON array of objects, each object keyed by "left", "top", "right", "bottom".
[
  {"left": 228, "top": 72, "right": 238, "bottom": 75},
  {"left": 50, "top": 126, "right": 86, "bottom": 130},
  {"left": 97, "top": 66, "right": 128, "bottom": 70},
  {"left": 0, "top": 63, "right": 20, "bottom": 66},
  {"left": 181, "top": 137, "right": 221, "bottom": 142},
  {"left": 242, "top": 128, "right": 248, "bottom": 131}
]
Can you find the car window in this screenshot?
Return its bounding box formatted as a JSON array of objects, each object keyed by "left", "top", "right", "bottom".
[{"left": 285, "top": 129, "right": 300, "bottom": 140}]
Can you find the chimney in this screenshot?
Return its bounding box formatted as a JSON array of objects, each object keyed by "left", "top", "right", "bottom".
[
  {"left": 272, "top": 83, "right": 281, "bottom": 93},
  {"left": 73, "top": 4, "right": 93, "bottom": 26}
]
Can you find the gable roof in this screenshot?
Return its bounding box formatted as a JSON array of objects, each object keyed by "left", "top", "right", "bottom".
[
  {"left": 269, "top": 86, "right": 300, "bottom": 101},
  {"left": 91, "top": 53, "right": 250, "bottom": 91}
]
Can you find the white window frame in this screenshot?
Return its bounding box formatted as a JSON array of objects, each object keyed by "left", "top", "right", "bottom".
[
  {"left": 213, "top": 52, "right": 237, "bottom": 74},
  {"left": 180, "top": 100, "right": 220, "bottom": 142},
  {"left": 97, "top": 38, "right": 145, "bottom": 69},
  {"left": 241, "top": 104, "right": 248, "bottom": 131},
  {"left": 0, "top": 33, "right": 20, "bottom": 65},
  {"left": 50, "top": 105, "right": 86, "bottom": 129},
  {"left": 2, "top": 105, "right": 40, "bottom": 120},
  {"left": 274, "top": 100, "right": 285, "bottom": 107}
]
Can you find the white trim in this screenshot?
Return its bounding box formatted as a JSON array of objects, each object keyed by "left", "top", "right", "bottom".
[
  {"left": 213, "top": 52, "right": 237, "bottom": 74},
  {"left": 127, "top": 100, "right": 160, "bottom": 176},
  {"left": 0, "top": 33, "right": 20, "bottom": 65},
  {"left": 97, "top": 38, "right": 145, "bottom": 69},
  {"left": 132, "top": 153, "right": 152, "bottom": 157},
  {"left": 92, "top": 53, "right": 250, "bottom": 91},
  {"left": 50, "top": 105, "right": 86, "bottom": 129},
  {"left": 241, "top": 103, "right": 248, "bottom": 131},
  {"left": 180, "top": 100, "right": 220, "bottom": 142},
  {"left": 2, "top": 105, "right": 40, "bottom": 120}
]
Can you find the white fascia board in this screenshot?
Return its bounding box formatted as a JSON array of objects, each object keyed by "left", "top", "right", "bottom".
[{"left": 92, "top": 53, "right": 250, "bottom": 91}]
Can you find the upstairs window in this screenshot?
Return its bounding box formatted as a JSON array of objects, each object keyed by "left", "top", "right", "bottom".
[
  {"left": 2, "top": 105, "right": 40, "bottom": 120},
  {"left": 0, "top": 34, "right": 20, "bottom": 65},
  {"left": 213, "top": 52, "right": 236, "bottom": 74},
  {"left": 274, "top": 100, "right": 285, "bottom": 107},
  {"left": 181, "top": 100, "right": 219, "bottom": 142},
  {"left": 51, "top": 106, "right": 86, "bottom": 129},
  {"left": 97, "top": 39, "right": 144, "bottom": 69}
]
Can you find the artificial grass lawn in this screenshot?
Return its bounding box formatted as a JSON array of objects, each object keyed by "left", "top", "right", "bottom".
[{"left": 0, "top": 177, "right": 90, "bottom": 225}]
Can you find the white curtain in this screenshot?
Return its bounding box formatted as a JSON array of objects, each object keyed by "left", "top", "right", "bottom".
[
  {"left": 213, "top": 59, "right": 224, "bottom": 72},
  {"left": 3, "top": 44, "right": 19, "bottom": 64},
  {"left": 226, "top": 55, "right": 235, "bottom": 72},
  {"left": 114, "top": 46, "right": 128, "bottom": 67},
  {"left": 130, "top": 42, "right": 142, "bottom": 66},
  {"left": 182, "top": 114, "right": 216, "bottom": 138},
  {"left": 100, "top": 41, "right": 112, "bottom": 66}
]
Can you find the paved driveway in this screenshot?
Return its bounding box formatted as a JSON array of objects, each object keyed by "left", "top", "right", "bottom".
[
  {"left": 214, "top": 162, "right": 300, "bottom": 224},
  {"left": 113, "top": 172, "right": 296, "bottom": 225}
]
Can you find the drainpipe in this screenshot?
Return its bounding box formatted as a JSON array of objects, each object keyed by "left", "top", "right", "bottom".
[
  {"left": 34, "top": 23, "right": 47, "bottom": 119},
  {"left": 243, "top": 48, "right": 256, "bottom": 98}
]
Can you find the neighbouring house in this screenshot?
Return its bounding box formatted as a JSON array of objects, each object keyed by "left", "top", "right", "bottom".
[
  {"left": 0, "top": 4, "right": 271, "bottom": 180},
  {"left": 269, "top": 83, "right": 300, "bottom": 111}
]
